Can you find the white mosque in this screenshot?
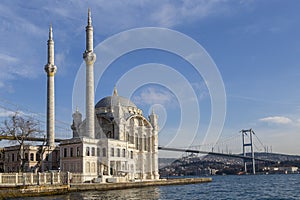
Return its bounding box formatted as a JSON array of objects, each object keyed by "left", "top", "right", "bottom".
[
  {"left": 0, "top": 10, "right": 159, "bottom": 182},
  {"left": 56, "top": 10, "right": 160, "bottom": 182}
]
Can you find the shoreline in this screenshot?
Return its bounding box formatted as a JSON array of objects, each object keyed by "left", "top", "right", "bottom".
[{"left": 0, "top": 177, "right": 212, "bottom": 198}]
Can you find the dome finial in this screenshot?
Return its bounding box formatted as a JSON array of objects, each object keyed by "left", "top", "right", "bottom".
[
  {"left": 151, "top": 108, "right": 155, "bottom": 115},
  {"left": 113, "top": 85, "right": 118, "bottom": 96}
]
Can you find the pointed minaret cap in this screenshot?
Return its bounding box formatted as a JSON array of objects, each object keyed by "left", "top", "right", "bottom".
[
  {"left": 113, "top": 85, "right": 118, "bottom": 96},
  {"left": 49, "top": 23, "right": 53, "bottom": 40},
  {"left": 88, "top": 8, "right": 92, "bottom": 26}
]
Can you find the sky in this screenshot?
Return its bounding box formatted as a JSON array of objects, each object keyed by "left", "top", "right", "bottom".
[{"left": 0, "top": 0, "right": 300, "bottom": 156}]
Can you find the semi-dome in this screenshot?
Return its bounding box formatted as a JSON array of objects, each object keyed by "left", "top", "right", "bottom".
[{"left": 95, "top": 95, "right": 137, "bottom": 108}]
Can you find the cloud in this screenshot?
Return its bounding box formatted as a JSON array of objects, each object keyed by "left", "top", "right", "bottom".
[
  {"left": 0, "top": 52, "right": 39, "bottom": 91},
  {"left": 0, "top": 1, "right": 238, "bottom": 92},
  {"left": 0, "top": 110, "right": 15, "bottom": 118},
  {"left": 133, "top": 87, "right": 176, "bottom": 106},
  {"left": 259, "top": 116, "right": 292, "bottom": 125},
  {"left": 0, "top": 107, "right": 27, "bottom": 118},
  {"left": 147, "top": 0, "right": 233, "bottom": 27}
]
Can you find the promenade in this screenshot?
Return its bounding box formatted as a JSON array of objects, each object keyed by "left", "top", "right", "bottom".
[{"left": 0, "top": 177, "right": 212, "bottom": 198}]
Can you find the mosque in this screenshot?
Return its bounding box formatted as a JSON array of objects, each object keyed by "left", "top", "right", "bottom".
[
  {"left": 49, "top": 9, "right": 159, "bottom": 182},
  {"left": 0, "top": 10, "right": 159, "bottom": 183}
]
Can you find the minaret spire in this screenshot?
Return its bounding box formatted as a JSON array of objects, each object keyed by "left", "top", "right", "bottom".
[
  {"left": 83, "top": 9, "right": 96, "bottom": 139},
  {"left": 49, "top": 23, "right": 53, "bottom": 40},
  {"left": 45, "top": 24, "right": 57, "bottom": 147},
  {"left": 85, "top": 8, "right": 94, "bottom": 53},
  {"left": 88, "top": 8, "right": 92, "bottom": 26}
]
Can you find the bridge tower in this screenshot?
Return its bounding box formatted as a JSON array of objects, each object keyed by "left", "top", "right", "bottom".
[{"left": 241, "top": 129, "right": 255, "bottom": 174}]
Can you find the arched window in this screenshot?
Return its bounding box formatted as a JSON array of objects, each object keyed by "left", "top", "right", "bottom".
[
  {"left": 86, "top": 147, "right": 90, "bottom": 156},
  {"left": 76, "top": 147, "right": 80, "bottom": 157},
  {"left": 130, "top": 151, "right": 133, "bottom": 159},
  {"left": 122, "top": 149, "right": 126, "bottom": 157},
  {"left": 111, "top": 148, "right": 114, "bottom": 157}
]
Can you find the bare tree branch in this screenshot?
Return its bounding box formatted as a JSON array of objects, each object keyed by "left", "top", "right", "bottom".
[{"left": 0, "top": 112, "right": 44, "bottom": 172}]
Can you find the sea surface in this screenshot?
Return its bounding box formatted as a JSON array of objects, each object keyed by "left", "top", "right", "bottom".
[{"left": 8, "top": 174, "right": 300, "bottom": 200}]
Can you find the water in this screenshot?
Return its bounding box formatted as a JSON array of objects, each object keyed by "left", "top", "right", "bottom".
[{"left": 8, "top": 174, "right": 300, "bottom": 200}]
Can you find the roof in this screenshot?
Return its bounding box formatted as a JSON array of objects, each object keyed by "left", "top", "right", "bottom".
[{"left": 95, "top": 95, "right": 137, "bottom": 108}]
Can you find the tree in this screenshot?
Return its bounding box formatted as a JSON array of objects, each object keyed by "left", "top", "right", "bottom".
[{"left": 0, "top": 112, "right": 44, "bottom": 172}]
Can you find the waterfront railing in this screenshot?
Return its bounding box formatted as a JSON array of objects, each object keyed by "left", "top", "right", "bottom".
[{"left": 0, "top": 172, "right": 67, "bottom": 186}]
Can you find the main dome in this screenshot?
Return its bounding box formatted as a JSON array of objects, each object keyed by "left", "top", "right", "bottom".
[{"left": 95, "top": 95, "right": 137, "bottom": 108}]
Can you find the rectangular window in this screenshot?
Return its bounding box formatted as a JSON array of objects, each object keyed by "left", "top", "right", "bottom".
[
  {"left": 12, "top": 153, "right": 14, "bottom": 162},
  {"left": 148, "top": 137, "right": 151, "bottom": 152},
  {"left": 92, "top": 147, "right": 95, "bottom": 156},
  {"left": 46, "top": 154, "right": 49, "bottom": 161},
  {"left": 77, "top": 147, "right": 80, "bottom": 157},
  {"left": 97, "top": 148, "right": 100, "bottom": 157},
  {"left": 64, "top": 148, "right": 67, "bottom": 157},
  {"left": 144, "top": 138, "right": 147, "bottom": 151},
  {"left": 70, "top": 147, "right": 73, "bottom": 157},
  {"left": 103, "top": 148, "right": 106, "bottom": 157},
  {"left": 36, "top": 153, "right": 40, "bottom": 161},
  {"left": 135, "top": 137, "right": 139, "bottom": 150},
  {"left": 30, "top": 153, "right": 34, "bottom": 161},
  {"left": 117, "top": 148, "right": 120, "bottom": 157}
]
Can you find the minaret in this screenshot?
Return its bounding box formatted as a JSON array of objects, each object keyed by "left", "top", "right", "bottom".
[
  {"left": 149, "top": 109, "right": 160, "bottom": 179},
  {"left": 44, "top": 24, "right": 57, "bottom": 147},
  {"left": 83, "top": 9, "right": 96, "bottom": 138}
]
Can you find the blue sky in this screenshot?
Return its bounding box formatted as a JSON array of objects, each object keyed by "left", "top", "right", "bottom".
[{"left": 0, "top": 0, "right": 300, "bottom": 156}]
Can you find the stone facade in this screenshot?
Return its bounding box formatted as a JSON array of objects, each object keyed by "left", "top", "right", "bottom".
[
  {"left": 60, "top": 89, "right": 160, "bottom": 182},
  {"left": 60, "top": 10, "right": 159, "bottom": 182},
  {"left": 0, "top": 145, "right": 59, "bottom": 172}
]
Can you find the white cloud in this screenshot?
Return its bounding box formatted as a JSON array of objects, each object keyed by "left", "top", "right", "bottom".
[
  {"left": 0, "top": 52, "right": 39, "bottom": 90},
  {"left": 0, "top": 1, "right": 238, "bottom": 92},
  {"left": 259, "top": 116, "right": 292, "bottom": 125},
  {"left": 0, "top": 110, "right": 15, "bottom": 118},
  {"left": 133, "top": 87, "right": 176, "bottom": 106},
  {"left": 147, "top": 0, "right": 233, "bottom": 28}
]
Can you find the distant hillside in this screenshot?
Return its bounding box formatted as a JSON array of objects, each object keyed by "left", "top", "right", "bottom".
[{"left": 159, "top": 152, "right": 300, "bottom": 176}]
